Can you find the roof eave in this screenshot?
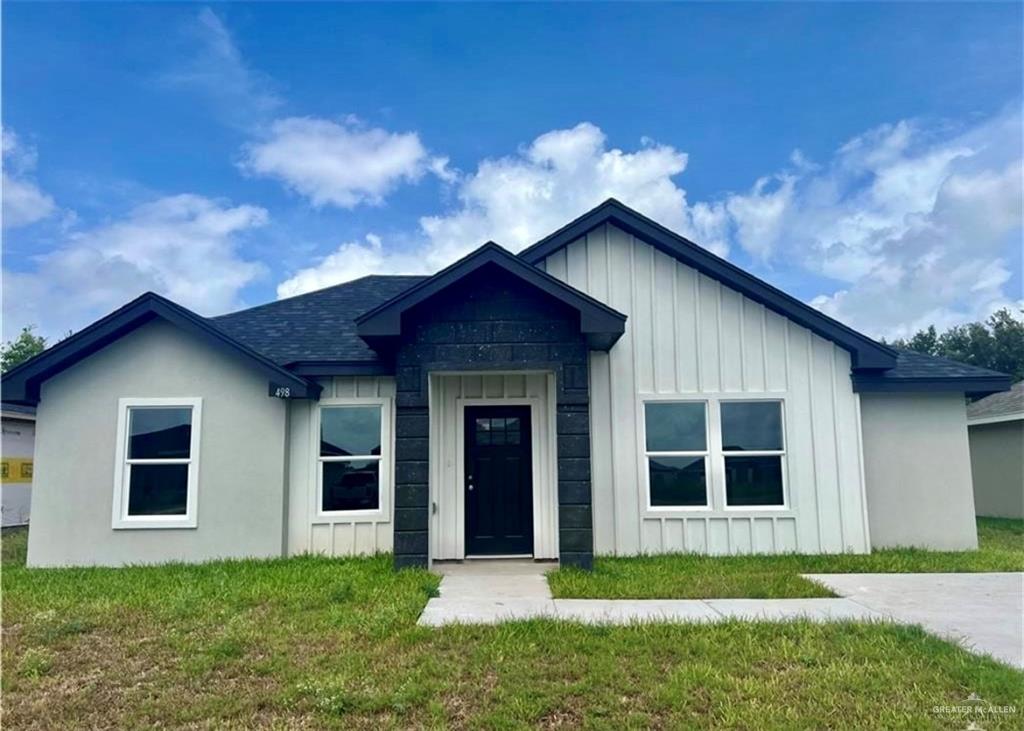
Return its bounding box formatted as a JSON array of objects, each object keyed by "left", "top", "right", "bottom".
[
  {"left": 852, "top": 374, "right": 1013, "bottom": 398},
  {"left": 520, "top": 198, "right": 897, "bottom": 370}
]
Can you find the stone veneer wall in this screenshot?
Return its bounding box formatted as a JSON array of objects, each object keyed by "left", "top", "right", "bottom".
[{"left": 391, "top": 264, "right": 593, "bottom": 569}]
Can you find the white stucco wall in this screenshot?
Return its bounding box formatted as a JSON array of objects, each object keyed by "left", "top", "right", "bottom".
[
  {"left": 286, "top": 376, "right": 396, "bottom": 557},
  {"left": 861, "top": 392, "right": 978, "bottom": 550},
  {"left": 968, "top": 420, "right": 1024, "bottom": 519},
  {"left": 542, "top": 223, "right": 871, "bottom": 555},
  {"left": 27, "top": 320, "right": 288, "bottom": 567}
]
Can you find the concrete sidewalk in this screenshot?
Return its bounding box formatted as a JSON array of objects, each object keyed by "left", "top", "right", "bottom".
[
  {"left": 806, "top": 572, "right": 1024, "bottom": 669},
  {"left": 420, "top": 560, "right": 880, "bottom": 627}
]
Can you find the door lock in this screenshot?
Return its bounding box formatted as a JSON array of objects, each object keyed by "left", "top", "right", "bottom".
[{"left": 467, "top": 474, "right": 474, "bottom": 491}]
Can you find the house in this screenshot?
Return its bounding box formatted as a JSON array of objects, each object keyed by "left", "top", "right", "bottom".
[
  {"left": 1, "top": 402, "right": 36, "bottom": 527},
  {"left": 967, "top": 382, "right": 1024, "bottom": 519},
  {"left": 3, "top": 200, "right": 1012, "bottom": 568}
]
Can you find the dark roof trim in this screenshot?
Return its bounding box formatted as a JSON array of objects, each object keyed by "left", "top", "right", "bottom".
[
  {"left": 287, "top": 361, "right": 394, "bottom": 377},
  {"left": 519, "top": 198, "right": 898, "bottom": 370},
  {"left": 356, "top": 241, "right": 627, "bottom": 351},
  {"left": 2, "top": 292, "right": 320, "bottom": 405},
  {"left": 852, "top": 374, "right": 1013, "bottom": 398}
]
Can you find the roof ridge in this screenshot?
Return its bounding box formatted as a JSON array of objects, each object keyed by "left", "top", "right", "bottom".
[{"left": 213, "top": 273, "right": 428, "bottom": 321}]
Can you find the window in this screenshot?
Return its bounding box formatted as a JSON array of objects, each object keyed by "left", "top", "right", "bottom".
[
  {"left": 112, "top": 398, "right": 201, "bottom": 529},
  {"left": 319, "top": 405, "right": 383, "bottom": 513},
  {"left": 721, "top": 401, "right": 785, "bottom": 507},
  {"left": 644, "top": 402, "right": 709, "bottom": 508}
]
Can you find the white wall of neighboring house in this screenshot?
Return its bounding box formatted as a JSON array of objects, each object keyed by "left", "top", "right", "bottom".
[
  {"left": 2, "top": 413, "right": 35, "bottom": 527},
  {"left": 968, "top": 419, "right": 1024, "bottom": 519},
  {"left": 860, "top": 392, "right": 979, "bottom": 550},
  {"left": 541, "top": 223, "right": 872, "bottom": 556}
]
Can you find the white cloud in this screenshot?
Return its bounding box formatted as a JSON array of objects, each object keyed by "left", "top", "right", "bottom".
[
  {"left": 727, "top": 108, "right": 1023, "bottom": 339},
  {"left": 2, "top": 129, "right": 58, "bottom": 229},
  {"left": 276, "top": 122, "right": 729, "bottom": 297},
  {"left": 161, "top": 8, "right": 282, "bottom": 128},
  {"left": 3, "top": 194, "right": 268, "bottom": 338},
  {"left": 276, "top": 233, "right": 427, "bottom": 298},
  {"left": 240, "top": 116, "right": 450, "bottom": 208}
]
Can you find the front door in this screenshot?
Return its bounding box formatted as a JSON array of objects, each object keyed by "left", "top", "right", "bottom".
[{"left": 464, "top": 405, "right": 534, "bottom": 556}]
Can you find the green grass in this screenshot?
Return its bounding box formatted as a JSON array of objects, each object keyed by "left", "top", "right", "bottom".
[
  {"left": 2, "top": 525, "right": 1022, "bottom": 728},
  {"left": 548, "top": 518, "right": 1024, "bottom": 600}
]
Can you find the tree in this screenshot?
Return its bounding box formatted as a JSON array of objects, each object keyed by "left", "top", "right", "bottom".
[
  {"left": 887, "top": 308, "right": 1024, "bottom": 381},
  {"left": 1, "top": 326, "right": 47, "bottom": 374}
]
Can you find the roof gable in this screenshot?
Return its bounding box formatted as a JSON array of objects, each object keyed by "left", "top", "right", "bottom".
[
  {"left": 2, "top": 292, "right": 319, "bottom": 405},
  {"left": 356, "top": 242, "right": 627, "bottom": 351},
  {"left": 518, "top": 198, "right": 898, "bottom": 370}
]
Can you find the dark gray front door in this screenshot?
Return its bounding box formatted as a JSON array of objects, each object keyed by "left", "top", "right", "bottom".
[{"left": 464, "top": 405, "right": 534, "bottom": 555}]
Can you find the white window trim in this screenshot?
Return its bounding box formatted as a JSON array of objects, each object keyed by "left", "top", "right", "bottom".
[
  {"left": 642, "top": 399, "right": 712, "bottom": 512},
  {"left": 640, "top": 394, "right": 791, "bottom": 516},
  {"left": 315, "top": 398, "right": 391, "bottom": 519},
  {"left": 719, "top": 398, "right": 789, "bottom": 511},
  {"left": 112, "top": 397, "right": 202, "bottom": 530}
]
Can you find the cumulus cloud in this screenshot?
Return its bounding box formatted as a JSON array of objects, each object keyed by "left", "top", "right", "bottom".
[
  {"left": 726, "top": 108, "right": 1023, "bottom": 339},
  {"left": 240, "top": 116, "right": 451, "bottom": 208},
  {"left": 277, "top": 122, "right": 729, "bottom": 297},
  {"left": 276, "top": 233, "right": 426, "bottom": 298},
  {"left": 161, "top": 7, "right": 282, "bottom": 128},
  {"left": 2, "top": 129, "right": 58, "bottom": 229},
  {"left": 3, "top": 194, "right": 268, "bottom": 338}
]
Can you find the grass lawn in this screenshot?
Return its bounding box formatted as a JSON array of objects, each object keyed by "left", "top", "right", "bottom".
[
  {"left": 3, "top": 526, "right": 1022, "bottom": 729},
  {"left": 549, "top": 518, "right": 1024, "bottom": 600}
]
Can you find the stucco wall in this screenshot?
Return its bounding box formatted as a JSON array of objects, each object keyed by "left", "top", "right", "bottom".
[
  {"left": 27, "top": 320, "right": 288, "bottom": 567},
  {"left": 542, "top": 223, "right": 870, "bottom": 555},
  {"left": 969, "top": 420, "right": 1024, "bottom": 519},
  {"left": 861, "top": 392, "right": 978, "bottom": 550}
]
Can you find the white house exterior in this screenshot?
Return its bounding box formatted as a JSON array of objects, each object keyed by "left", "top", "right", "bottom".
[
  {"left": 4, "top": 200, "right": 1010, "bottom": 568},
  {"left": 967, "top": 382, "right": 1024, "bottom": 520}
]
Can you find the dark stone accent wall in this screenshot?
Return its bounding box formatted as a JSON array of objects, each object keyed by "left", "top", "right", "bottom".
[{"left": 391, "top": 264, "right": 594, "bottom": 570}]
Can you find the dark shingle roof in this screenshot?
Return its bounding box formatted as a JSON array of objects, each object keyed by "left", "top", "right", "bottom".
[
  {"left": 852, "top": 349, "right": 1013, "bottom": 396},
  {"left": 211, "top": 275, "right": 427, "bottom": 365},
  {"left": 967, "top": 381, "right": 1024, "bottom": 421}
]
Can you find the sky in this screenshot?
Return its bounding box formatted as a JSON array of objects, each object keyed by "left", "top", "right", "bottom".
[{"left": 2, "top": 2, "right": 1022, "bottom": 342}]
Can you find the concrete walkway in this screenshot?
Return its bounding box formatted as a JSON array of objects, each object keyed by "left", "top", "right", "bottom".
[
  {"left": 806, "top": 572, "right": 1024, "bottom": 669},
  {"left": 419, "top": 560, "right": 880, "bottom": 627}
]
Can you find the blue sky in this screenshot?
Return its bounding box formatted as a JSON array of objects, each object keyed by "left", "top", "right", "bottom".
[{"left": 3, "top": 2, "right": 1021, "bottom": 341}]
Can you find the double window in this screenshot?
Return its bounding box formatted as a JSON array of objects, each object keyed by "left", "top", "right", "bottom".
[
  {"left": 113, "top": 398, "right": 201, "bottom": 529},
  {"left": 644, "top": 399, "right": 786, "bottom": 509},
  {"left": 318, "top": 404, "right": 385, "bottom": 514}
]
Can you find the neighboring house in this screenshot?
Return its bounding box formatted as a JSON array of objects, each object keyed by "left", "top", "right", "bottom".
[
  {"left": 1, "top": 402, "right": 36, "bottom": 527},
  {"left": 3, "top": 200, "right": 1011, "bottom": 568},
  {"left": 967, "top": 382, "right": 1024, "bottom": 519}
]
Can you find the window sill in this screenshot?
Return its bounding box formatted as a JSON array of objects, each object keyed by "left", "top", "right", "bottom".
[{"left": 112, "top": 518, "right": 197, "bottom": 530}]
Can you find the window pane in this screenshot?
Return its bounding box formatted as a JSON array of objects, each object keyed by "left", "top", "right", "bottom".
[
  {"left": 506, "top": 417, "right": 521, "bottom": 445},
  {"left": 129, "top": 408, "right": 192, "bottom": 459},
  {"left": 128, "top": 464, "right": 188, "bottom": 515},
  {"left": 649, "top": 456, "right": 707, "bottom": 507},
  {"left": 321, "top": 407, "right": 381, "bottom": 457},
  {"left": 721, "top": 401, "right": 783, "bottom": 451},
  {"left": 322, "top": 459, "right": 380, "bottom": 512},
  {"left": 725, "top": 455, "right": 784, "bottom": 506},
  {"left": 645, "top": 403, "right": 706, "bottom": 452}
]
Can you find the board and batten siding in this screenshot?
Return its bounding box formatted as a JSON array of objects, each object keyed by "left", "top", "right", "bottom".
[
  {"left": 287, "top": 376, "right": 396, "bottom": 557},
  {"left": 541, "top": 223, "right": 870, "bottom": 555},
  {"left": 430, "top": 372, "right": 559, "bottom": 560}
]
